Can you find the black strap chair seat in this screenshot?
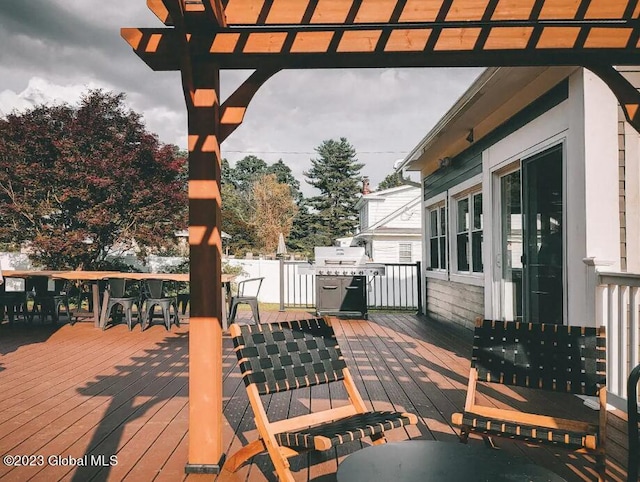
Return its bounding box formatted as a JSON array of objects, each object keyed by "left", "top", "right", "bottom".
[
  {"left": 627, "top": 363, "right": 640, "bottom": 482},
  {"left": 275, "top": 411, "right": 416, "bottom": 451}
]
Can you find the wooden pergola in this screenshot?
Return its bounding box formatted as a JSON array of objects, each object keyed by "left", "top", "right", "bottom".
[{"left": 121, "top": 0, "right": 640, "bottom": 473}]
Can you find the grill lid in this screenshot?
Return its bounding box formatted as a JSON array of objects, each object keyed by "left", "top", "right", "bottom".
[
  {"left": 296, "top": 247, "right": 385, "bottom": 276},
  {"left": 313, "top": 247, "right": 368, "bottom": 266}
]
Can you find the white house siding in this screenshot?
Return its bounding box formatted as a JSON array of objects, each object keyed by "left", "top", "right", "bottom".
[
  {"left": 619, "top": 67, "right": 640, "bottom": 273},
  {"left": 481, "top": 70, "right": 620, "bottom": 328},
  {"left": 365, "top": 187, "right": 421, "bottom": 226},
  {"left": 370, "top": 238, "right": 422, "bottom": 264},
  {"left": 426, "top": 278, "right": 484, "bottom": 331}
]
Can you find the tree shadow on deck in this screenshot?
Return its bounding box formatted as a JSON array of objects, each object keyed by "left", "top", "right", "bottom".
[
  {"left": 219, "top": 315, "right": 618, "bottom": 482},
  {"left": 0, "top": 322, "right": 64, "bottom": 371},
  {"left": 73, "top": 331, "right": 189, "bottom": 482}
]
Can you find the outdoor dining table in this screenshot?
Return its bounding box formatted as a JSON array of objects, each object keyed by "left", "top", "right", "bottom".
[
  {"left": 96, "top": 272, "right": 237, "bottom": 329},
  {"left": 336, "top": 440, "right": 566, "bottom": 482},
  {"left": 2, "top": 270, "right": 236, "bottom": 329},
  {"left": 50, "top": 271, "right": 122, "bottom": 327}
]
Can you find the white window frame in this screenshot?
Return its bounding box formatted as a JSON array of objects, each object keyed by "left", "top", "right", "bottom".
[
  {"left": 449, "top": 174, "right": 484, "bottom": 286},
  {"left": 424, "top": 192, "right": 448, "bottom": 281}
]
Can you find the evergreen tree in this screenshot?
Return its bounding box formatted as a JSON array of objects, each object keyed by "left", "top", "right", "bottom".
[
  {"left": 304, "top": 138, "right": 364, "bottom": 243},
  {"left": 267, "top": 159, "right": 302, "bottom": 201},
  {"left": 377, "top": 171, "right": 411, "bottom": 191},
  {"left": 230, "top": 155, "right": 268, "bottom": 191}
]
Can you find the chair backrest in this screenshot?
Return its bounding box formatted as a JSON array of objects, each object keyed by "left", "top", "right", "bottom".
[
  {"left": 230, "top": 317, "right": 347, "bottom": 395},
  {"left": 107, "top": 278, "right": 128, "bottom": 298},
  {"left": 26, "top": 276, "right": 50, "bottom": 294},
  {"left": 237, "top": 277, "right": 264, "bottom": 298},
  {"left": 145, "top": 279, "right": 166, "bottom": 299},
  {"left": 472, "top": 320, "right": 606, "bottom": 396}
]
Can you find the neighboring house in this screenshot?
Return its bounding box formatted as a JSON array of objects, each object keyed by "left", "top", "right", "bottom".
[
  {"left": 399, "top": 66, "right": 640, "bottom": 408},
  {"left": 352, "top": 184, "right": 422, "bottom": 264}
]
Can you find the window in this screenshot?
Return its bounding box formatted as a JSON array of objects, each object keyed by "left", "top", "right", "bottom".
[
  {"left": 454, "top": 191, "right": 483, "bottom": 273},
  {"left": 427, "top": 203, "right": 447, "bottom": 271},
  {"left": 399, "top": 243, "right": 412, "bottom": 263}
]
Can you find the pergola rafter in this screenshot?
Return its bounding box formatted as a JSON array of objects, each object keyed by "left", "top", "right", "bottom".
[{"left": 123, "top": 0, "right": 640, "bottom": 475}]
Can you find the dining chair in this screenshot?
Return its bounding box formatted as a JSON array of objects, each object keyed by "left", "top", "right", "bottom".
[
  {"left": 100, "top": 278, "right": 139, "bottom": 331},
  {"left": 140, "top": 279, "right": 179, "bottom": 331},
  {"left": 0, "top": 282, "right": 28, "bottom": 324},
  {"left": 228, "top": 277, "right": 264, "bottom": 324},
  {"left": 26, "top": 277, "right": 70, "bottom": 324},
  {"left": 176, "top": 281, "right": 190, "bottom": 315}
]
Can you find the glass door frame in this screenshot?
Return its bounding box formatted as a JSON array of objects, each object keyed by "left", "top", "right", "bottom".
[
  {"left": 492, "top": 160, "right": 522, "bottom": 322},
  {"left": 491, "top": 144, "right": 567, "bottom": 324}
]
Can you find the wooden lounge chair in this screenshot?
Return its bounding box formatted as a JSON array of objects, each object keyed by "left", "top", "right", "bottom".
[
  {"left": 452, "top": 319, "right": 607, "bottom": 481},
  {"left": 224, "top": 316, "right": 418, "bottom": 482}
]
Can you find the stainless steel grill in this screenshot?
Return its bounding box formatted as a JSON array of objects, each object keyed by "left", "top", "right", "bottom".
[{"left": 298, "top": 247, "right": 385, "bottom": 318}]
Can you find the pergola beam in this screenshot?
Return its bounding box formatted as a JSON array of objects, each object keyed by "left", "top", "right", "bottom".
[
  {"left": 122, "top": 26, "right": 640, "bottom": 71},
  {"left": 219, "top": 67, "right": 281, "bottom": 142}
]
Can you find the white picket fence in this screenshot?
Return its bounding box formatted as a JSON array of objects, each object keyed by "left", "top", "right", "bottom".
[{"left": 596, "top": 271, "right": 640, "bottom": 410}]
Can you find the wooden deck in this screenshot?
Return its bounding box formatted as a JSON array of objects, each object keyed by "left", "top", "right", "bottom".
[{"left": 0, "top": 311, "right": 631, "bottom": 482}]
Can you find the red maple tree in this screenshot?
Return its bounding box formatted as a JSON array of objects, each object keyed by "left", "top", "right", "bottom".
[{"left": 0, "top": 90, "right": 187, "bottom": 269}]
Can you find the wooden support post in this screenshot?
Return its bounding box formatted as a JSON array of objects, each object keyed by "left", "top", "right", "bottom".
[{"left": 184, "top": 60, "right": 225, "bottom": 474}]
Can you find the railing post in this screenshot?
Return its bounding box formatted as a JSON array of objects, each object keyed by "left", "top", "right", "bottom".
[
  {"left": 279, "top": 258, "right": 285, "bottom": 312},
  {"left": 416, "top": 261, "right": 423, "bottom": 315},
  {"left": 627, "top": 363, "right": 640, "bottom": 482}
]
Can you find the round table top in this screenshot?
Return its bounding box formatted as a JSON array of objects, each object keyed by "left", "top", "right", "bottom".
[{"left": 337, "top": 440, "right": 566, "bottom": 482}]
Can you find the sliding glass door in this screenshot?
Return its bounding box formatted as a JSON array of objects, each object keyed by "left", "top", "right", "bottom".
[{"left": 497, "top": 145, "right": 564, "bottom": 324}]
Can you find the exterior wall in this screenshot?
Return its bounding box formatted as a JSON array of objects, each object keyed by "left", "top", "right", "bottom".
[
  {"left": 618, "top": 111, "right": 627, "bottom": 271},
  {"left": 356, "top": 186, "right": 423, "bottom": 264},
  {"left": 366, "top": 187, "right": 421, "bottom": 226},
  {"left": 619, "top": 67, "right": 640, "bottom": 273},
  {"left": 483, "top": 70, "right": 620, "bottom": 327},
  {"left": 420, "top": 70, "right": 622, "bottom": 330},
  {"left": 623, "top": 117, "right": 640, "bottom": 273},
  {"left": 426, "top": 278, "right": 483, "bottom": 331},
  {"left": 370, "top": 238, "right": 422, "bottom": 263}
]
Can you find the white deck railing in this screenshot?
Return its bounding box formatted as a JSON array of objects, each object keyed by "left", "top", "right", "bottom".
[{"left": 595, "top": 270, "right": 640, "bottom": 408}]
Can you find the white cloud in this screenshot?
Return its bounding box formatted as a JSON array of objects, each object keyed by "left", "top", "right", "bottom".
[
  {"left": 0, "top": 2, "right": 483, "bottom": 197},
  {"left": 0, "top": 77, "right": 108, "bottom": 116}
]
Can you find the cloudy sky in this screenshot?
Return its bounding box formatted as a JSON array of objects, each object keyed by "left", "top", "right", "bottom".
[{"left": 0, "top": 1, "right": 483, "bottom": 195}]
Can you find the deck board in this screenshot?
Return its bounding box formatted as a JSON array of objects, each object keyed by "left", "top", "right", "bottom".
[{"left": 0, "top": 311, "right": 632, "bottom": 481}]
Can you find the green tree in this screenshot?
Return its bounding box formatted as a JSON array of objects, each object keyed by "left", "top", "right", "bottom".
[
  {"left": 287, "top": 200, "right": 329, "bottom": 255},
  {"left": 377, "top": 171, "right": 411, "bottom": 191},
  {"left": 304, "top": 138, "right": 364, "bottom": 242},
  {"left": 267, "top": 159, "right": 302, "bottom": 201},
  {"left": 229, "top": 155, "right": 268, "bottom": 191},
  {"left": 221, "top": 183, "right": 255, "bottom": 255},
  {"left": 0, "top": 90, "right": 187, "bottom": 269}
]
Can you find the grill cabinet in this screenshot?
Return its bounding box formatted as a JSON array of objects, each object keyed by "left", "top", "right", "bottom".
[
  {"left": 316, "top": 275, "right": 368, "bottom": 319},
  {"left": 298, "top": 247, "right": 385, "bottom": 319}
]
